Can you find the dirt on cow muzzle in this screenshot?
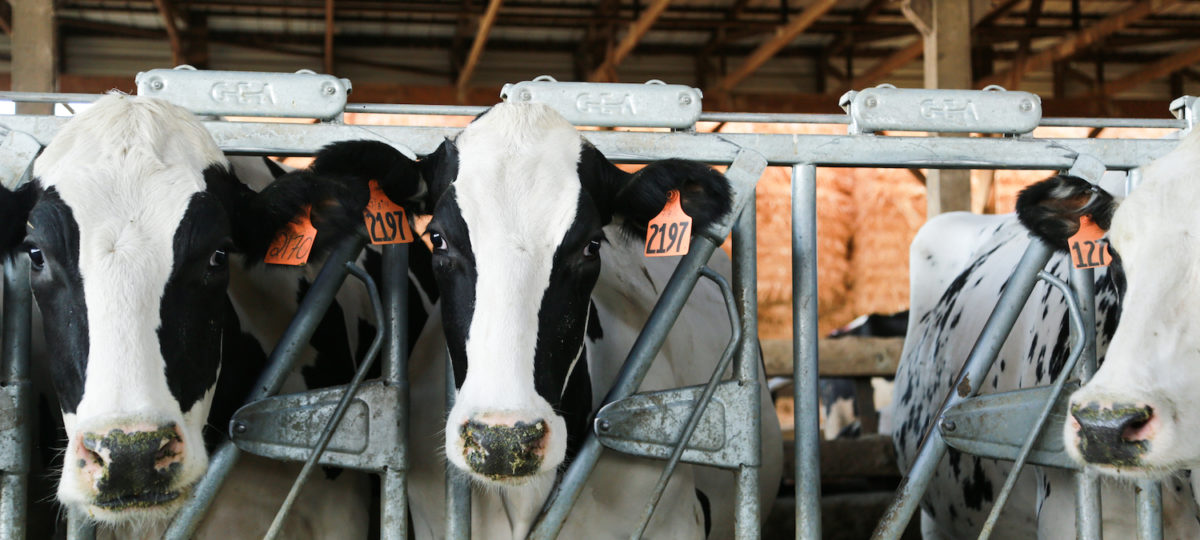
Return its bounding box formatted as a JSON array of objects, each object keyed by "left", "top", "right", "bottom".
[
  {"left": 460, "top": 419, "right": 547, "bottom": 480},
  {"left": 1071, "top": 401, "right": 1152, "bottom": 467}
]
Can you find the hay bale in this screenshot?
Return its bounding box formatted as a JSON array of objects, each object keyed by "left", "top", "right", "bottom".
[{"left": 846, "top": 168, "right": 925, "bottom": 318}]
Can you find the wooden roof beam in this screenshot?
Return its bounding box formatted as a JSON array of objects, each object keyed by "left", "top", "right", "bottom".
[
  {"left": 589, "top": 0, "right": 673, "bottom": 82},
  {"left": 455, "top": 0, "right": 504, "bottom": 102},
  {"left": 151, "top": 0, "right": 185, "bottom": 65},
  {"left": 845, "top": 38, "right": 922, "bottom": 91},
  {"left": 716, "top": 0, "right": 839, "bottom": 92},
  {"left": 0, "top": 2, "right": 11, "bottom": 37},
  {"left": 1093, "top": 42, "right": 1200, "bottom": 97},
  {"left": 324, "top": 0, "right": 334, "bottom": 74},
  {"left": 978, "top": 0, "right": 1180, "bottom": 89}
]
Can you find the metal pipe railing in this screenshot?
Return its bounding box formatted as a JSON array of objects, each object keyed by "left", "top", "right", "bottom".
[
  {"left": 792, "top": 163, "right": 822, "bottom": 540},
  {"left": 1, "top": 254, "right": 32, "bottom": 539}
]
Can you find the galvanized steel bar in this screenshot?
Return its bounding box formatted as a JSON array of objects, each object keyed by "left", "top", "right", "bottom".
[
  {"left": 527, "top": 235, "right": 723, "bottom": 539},
  {"left": 1136, "top": 479, "right": 1163, "bottom": 540},
  {"left": 381, "top": 244, "right": 410, "bottom": 540},
  {"left": 732, "top": 202, "right": 763, "bottom": 540},
  {"left": 792, "top": 164, "right": 821, "bottom": 540},
  {"left": 66, "top": 510, "right": 95, "bottom": 540},
  {"left": 871, "top": 239, "right": 1056, "bottom": 539},
  {"left": 0, "top": 91, "right": 103, "bottom": 103},
  {"left": 164, "top": 237, "right": 366, "bottom": 539},
  {"left": 630, "top": 266, "right": 740, "bottom": 539},
  {"left": 1, "top": 254, "right": 32, "bottom": 539},
  {"left": 979, "top": 271, "right": 1086, "bottom": 540},
  {"left": 343, "top": 103, "right": 490, "bottom": 116},
  {"left": 445, "top": 348, "right": 471, "bottom": 540},
  {"left": 1070, "top": 265, "right": 1103, "bottom": 540}
]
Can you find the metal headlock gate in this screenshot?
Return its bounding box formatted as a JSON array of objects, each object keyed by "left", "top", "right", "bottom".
[{"left": 0, "top": 68, "right": 1193, "bottom": 540}]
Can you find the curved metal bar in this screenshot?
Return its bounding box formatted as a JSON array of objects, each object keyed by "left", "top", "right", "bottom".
[
  {"left": 979, "top": 271, "right": 1087, "bottom": 539},
  {"left": 630, "top": 266, "right": 741, "bottom": 539},
  {"left": 263, "top": 261, "right": 387, "bottom": 540}
]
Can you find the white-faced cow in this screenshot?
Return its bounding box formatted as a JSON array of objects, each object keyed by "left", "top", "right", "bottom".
[
  {"left": 0, "top": 94, "right": 437, "bottom": 538},
  {"left": 300, "top": 102, "right": 783, "bottom": 539},
  {"left": 893, "top": 130, "right": 1200, "bottom": 538}
]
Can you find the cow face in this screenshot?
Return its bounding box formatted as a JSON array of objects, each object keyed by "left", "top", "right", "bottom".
[
  {"left": 1017, "top": 130, "right": 1200, "bottom": 477},
  {"left": 306, "top": 103, "right": 732, "bottom": 485},
  {"left": 0, "top": 95, "right": 330, "bottom": 524}
]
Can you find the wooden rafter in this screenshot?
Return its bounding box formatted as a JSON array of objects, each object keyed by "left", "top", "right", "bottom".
[
  {"left": 846, "top": 38, "right": 922, "bottom": 91},
  {"left": 151, "top": 0, "right": 185, "bottom": 65},
  {"left": 716, "top": 0, "right": 838, "bottom": 92},
  {"left": 979, "top": 0, "right": 1180, "bottom": 89},
  {"left": 1093, "top": 42, "right": 1200, "bottom": 97},
  {"left": 456, "top": 0, "right": 504, "bottom": 101},
  {"left": 324, "top": 0, "right": 335, "bottom": 74},
  {"left": 827, "top": 0, "right": 888, "bottom": 58},
  {"left": 0, "top": 2, "right": 11, "bottom": 37},
  {"left": 1008, "top": 0, "right": 1044, "bottom": 89},
  {"left": 588, "top": 0, "right": 673, "bottom": 82}
]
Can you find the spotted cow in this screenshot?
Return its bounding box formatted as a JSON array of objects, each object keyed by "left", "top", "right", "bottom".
[
  {"left": 300, "top": 102, "right": 784, "bottom": 539},
  {"left": 893, "top": 130, "right": 1200, "bottom": 538},
  {"left": 0, "top": 94, "right": 436, "bottom": 538}
]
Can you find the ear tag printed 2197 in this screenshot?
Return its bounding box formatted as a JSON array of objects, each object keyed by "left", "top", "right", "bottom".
[
  {"left": 363, "top": 179, "right": 413, "bottom": 245},
  {"left": 1069, "top": 215, "right": 1111, "bottom": 269},
  {"left": 645, "top": 190, "right": 692, "bottom": 257},
  {"left": 265, "top": 205, "right": 317, "bottom": 266}
]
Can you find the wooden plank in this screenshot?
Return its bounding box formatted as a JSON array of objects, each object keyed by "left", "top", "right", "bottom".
[
  {"left": 762, "top": 337, "right": 904, "bottom": 378},
  {"left": 456, "top": 0, "right": 504, "bottom": 102},
  {"left": 588, "top": 0, "right": 673, "bottom": 82},
  {"left": 12, "top": 0, "right": 55, "bottom": 115},
  {"left": 781, "top": 436, "right": 900, "bottom": 483},
  {"left": 923, "top": 0, "right": 973, "bottom": 217},
  {"left": 716, "top": 0, "right": 838, "bottom": 92},
  {"left": 845, "top": 38, "right": 922, "bottom": 91},
  {"left": 978, "top": 0, "right": 1180, "bottom": 89},
  {"left": 324, "top": 0, "right": 334, "bottom": 74},
  {"left": 151, "top": 0, "right": 184, "bottom": 66},
  {"left": 1094, "top": 43, "right": 1200, "bottom": 97}
]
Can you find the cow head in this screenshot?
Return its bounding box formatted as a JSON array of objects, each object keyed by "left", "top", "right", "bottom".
[
  {"left": 0, "top": 95, "right": 354, "bottom": 524},
  {"left": 305, "top": 102, "right": 732, "bottom": 485},
  {"left": 1017, "top": 130, "right": 1200, "bottom": 477}
]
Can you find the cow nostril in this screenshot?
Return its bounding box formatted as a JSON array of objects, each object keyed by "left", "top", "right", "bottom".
[
  {"left": 1121, "top": 407, "right": 1154, "bottom": 442},
  {"left": 1071, "top": 402, "right": 1155, "bottom": 465}
]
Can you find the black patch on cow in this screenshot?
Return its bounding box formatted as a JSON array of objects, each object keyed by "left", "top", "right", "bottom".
[
  {"left": 559, "top": 348, "right": 593, "bottom": 464},
  {"left": 695, "top": 488, "right": 712, "bottom": 536},
  {"left": 428, "top": 193, "right": 476, "bottom": 389},
  {"left": 296, "top": 277, "right": 357, "bottom": 389},
  {"left": 961, "top": 457, "right": 995, "bottom": 511},
  {"left": 159, "top": 191, "right": 231, "bottom": 415},
  {"left": 206, "top": 298, "right": 269, "bottom": 448},
  {"left": 261, "top": 156, "right": 287, "bottom": 179},
  {"left": 586, "top": 301, "right": 604, "bottom": 342},
  {"left": 1016, "top": 175, "right": 1117, "bottom": 250},
  {"left": 1, "top": 180, "right": 37, "bottom": 254},
  {"left": 25, "top": 188, "right": 91, "bottom": 413}
]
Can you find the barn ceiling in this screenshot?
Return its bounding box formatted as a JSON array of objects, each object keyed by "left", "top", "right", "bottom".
[{"left": 8, "top": 0, "right": 1200, "bottom": 116}]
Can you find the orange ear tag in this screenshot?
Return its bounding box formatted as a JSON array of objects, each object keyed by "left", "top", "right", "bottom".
[
  {"left": 363, "top": 179, "right": 413, "bottom": 245},
  {"left": 645, "top": 190, "right": 693, "bottom": 258},
  {"left": 265, "top": 205, "right": 318, "bottom": 266},
  {"left": 1068, "top": 215, "right": 1112, "bottom": 269}
]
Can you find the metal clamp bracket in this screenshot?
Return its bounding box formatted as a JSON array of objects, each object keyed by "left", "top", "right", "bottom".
[
  {"left": 594, "top": 380, "right": 758, "bottom": 469},
  {"left": 840, "top": 85, "right": 1042, "bottom": 135},
  {"left": 136, "top": 66, "right": 352, "bottom": 120},
  {"left": 0, "top": 128, "right": 41, "bottom": 190},
  {"left": 939, "top": 382, "right": 1081, "bottom": 470},
  {"left": 500, "top": 76, "right": 703, "bottom": 129},
  {"left": 229, "top": 380, "right": 402, "bottom": 472},
  {"left": 1170, "top": 95, "right": 1197, "bottom": 134}
]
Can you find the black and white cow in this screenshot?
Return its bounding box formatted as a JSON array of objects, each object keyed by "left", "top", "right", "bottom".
[
  {"left": 0, "top": 94, "right": 435, "bottom": 538},
  {"left": 301, "top": 102, "right": 784, "bottom": 538},
  {"left": 893, "top": 130, "right": 1200, "bottom": 538}
]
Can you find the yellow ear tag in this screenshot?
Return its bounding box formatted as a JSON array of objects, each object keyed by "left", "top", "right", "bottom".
[
  {"left": 265, "top": 205, "right": 317, "bottom": 266},
  {"left": 645, "top": 190, "right": 692, "bottom": 258},
  {"left": 363, "top": 179, "right": 413, "bottom": 245},
  {"left": 1069, "top": 215, "right": 1111, "bottom": 269}
]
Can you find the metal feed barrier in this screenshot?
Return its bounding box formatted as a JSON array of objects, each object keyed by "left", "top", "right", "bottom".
[{"left": 0, "top": 68, "right": 1193, "bottom": 540}]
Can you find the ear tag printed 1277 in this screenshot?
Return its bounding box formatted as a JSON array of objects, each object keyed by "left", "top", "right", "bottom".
[
  {"left": 645, "top": 190, "right": 692, "bottom": 257},
  {"left": 265, "top": 205, "right": 317, "bottom": 266},
  {"left": 363, "top": 179, "right": 413, "bottom": 245},
  {"left": 1069, "top": 215, "right": 1111, "bottom": 269}
]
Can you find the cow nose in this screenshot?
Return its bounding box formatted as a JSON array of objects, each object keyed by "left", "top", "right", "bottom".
[
  {"left": 77, "top": 423, "right": 185, "bottom": 507},
  {"left": 1070, "top": 402, "right": 1154, "bottom": 465},
  {"left": 460, "top": 418, "right": 549, "bottom": 479}
]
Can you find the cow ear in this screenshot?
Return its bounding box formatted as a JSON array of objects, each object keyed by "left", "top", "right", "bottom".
[
  {"left": 1, "top": 182, "right": 37, "bottom": 255},
  {"left": 580, "top": 143, "right": 732, "bottom": 238},
  {"left": 1016, "top": 174, "right": 1118, "bottom": 249}
]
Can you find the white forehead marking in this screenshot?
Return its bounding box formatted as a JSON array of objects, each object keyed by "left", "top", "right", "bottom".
[
  {"left": 453, "top": 102, "right": 583, "bottom": 411},
  {"left": 35, "top": 94, "right": 227, "bottom": 421}
]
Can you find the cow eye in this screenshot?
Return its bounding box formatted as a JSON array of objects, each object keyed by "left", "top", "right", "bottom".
[
  {"left": 430, "top": 232, "right": 447, "bottom": 252},
  {"left": 583, "top": 239, "right": 601, "bottom": 259},
  {"left": 208, "top": 248, "right": 227, "bottom": 268},
  {"left": 27, "top": 246, "right": 44, "bottom": 270}
]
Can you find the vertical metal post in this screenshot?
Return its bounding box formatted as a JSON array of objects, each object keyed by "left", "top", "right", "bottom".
[
  {"left": 164, "top": 237, "right": 366, "bottom": 539},
  {"left": 445, "top": 349, "right": 471, "bottom": 540},
  {"left": 871, "top": 239, "right": 1055, "bottom": 539},
  {"left": 792, "top": 164, "right": 821, "bottom": 540},
  {"left": 1069, "top": 266, "right": 1102, "bottom": 540},
  {"left": 381, "top": 244, "right": 410, "bottom": 540},
  {"left": 732, "top": 196, "right": 762, "bottom": 539},
  {"left": 1, "top": 255, "right": 32, "bottom": 540},
  {"left": 1136, "top": 479, "right": 1163, "bottom": 540},
  {"left": 66, "top": 510, "right": 96, "bottom": 540}
]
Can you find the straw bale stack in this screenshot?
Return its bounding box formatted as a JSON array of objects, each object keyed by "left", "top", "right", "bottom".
[{"left": 844, "top": 168, "right": 925, "bottom": 321}]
